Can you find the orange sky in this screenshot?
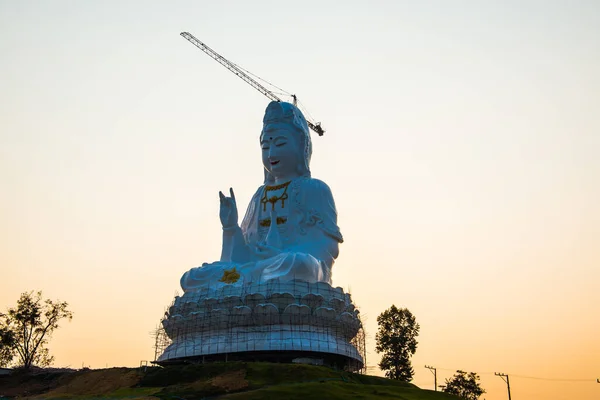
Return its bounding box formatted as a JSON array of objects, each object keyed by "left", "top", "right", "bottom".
[{"left": 1, "top": 1, "right": 598, "bottom": 399}]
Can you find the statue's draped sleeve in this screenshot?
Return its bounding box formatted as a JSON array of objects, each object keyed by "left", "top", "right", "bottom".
[
  {"left": 299, "top": 178, "right": 343, "bottom": 244},
  {"left": 240, "top": 185, "right": 264, "bottom": 245}
]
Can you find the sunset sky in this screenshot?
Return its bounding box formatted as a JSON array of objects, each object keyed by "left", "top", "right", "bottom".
[{"left": 1, "top": 1, "right": 598, "bottom": 399}]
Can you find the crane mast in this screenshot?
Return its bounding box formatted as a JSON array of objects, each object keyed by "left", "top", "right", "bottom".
[{"left": 180, "top": 32, "right": 325, "bottom": 136}]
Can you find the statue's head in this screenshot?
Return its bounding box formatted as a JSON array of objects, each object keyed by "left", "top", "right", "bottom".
[{"left": 260, "top": 101, "right": 312, "bottom": 184}]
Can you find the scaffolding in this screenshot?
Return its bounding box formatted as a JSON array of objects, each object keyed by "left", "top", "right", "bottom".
[
  {"left": 350, "top": 314, "right": 367, "bottom": 374},
  {"left": 153, "top": 279, "right": 365, "bottom": 372},
  {"left": 152, "top": 323, "right": 172, "bottom": 363}
]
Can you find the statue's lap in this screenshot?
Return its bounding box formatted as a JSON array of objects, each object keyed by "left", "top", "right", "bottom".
[{"left": 180, "top": 252, "right": 327, "bottom": 291}]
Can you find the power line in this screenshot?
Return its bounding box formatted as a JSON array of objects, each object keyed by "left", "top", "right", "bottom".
[
  {"left": 431, "top": 366, "right": 597, "bottom": 382},
  {"left": 508, "top": 374, "right": 595, "bottom": 382}
]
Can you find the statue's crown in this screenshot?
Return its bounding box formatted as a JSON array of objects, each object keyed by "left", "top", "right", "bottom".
[{"left": 262, "top": 101, "right": 309, "bottom": 135}]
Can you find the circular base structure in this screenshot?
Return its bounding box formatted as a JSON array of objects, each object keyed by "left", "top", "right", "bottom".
[
  {"left": 158, "top": 279, "right": 364, "bottom": 371},
  {"left": 156, "top": 350, "right": 361, "bottom": 371}
]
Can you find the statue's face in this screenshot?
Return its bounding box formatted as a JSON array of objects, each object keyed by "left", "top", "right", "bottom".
[{"left": 261, "top": 126, "right": 300, "bottom": 181}]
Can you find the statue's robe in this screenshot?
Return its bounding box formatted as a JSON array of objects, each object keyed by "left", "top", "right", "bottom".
[{"left": 180, "top": 177, "right": 343, "bottom": 292}]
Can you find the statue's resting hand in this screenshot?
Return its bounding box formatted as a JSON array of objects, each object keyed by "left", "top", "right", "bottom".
[
  {"left": 253, "top": 243, "right": 282, "bottom": 260},
  {"left": 219, "top": 188, "right": 238, "bottom": 229}
]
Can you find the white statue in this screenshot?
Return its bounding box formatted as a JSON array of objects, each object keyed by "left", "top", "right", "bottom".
[{"left": 181, "top": 101, "right": 343, "bottom": 292}]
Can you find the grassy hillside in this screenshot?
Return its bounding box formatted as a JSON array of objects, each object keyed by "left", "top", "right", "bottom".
[{"left": 0, "top": 362, "right": 459, "bottom": 399}]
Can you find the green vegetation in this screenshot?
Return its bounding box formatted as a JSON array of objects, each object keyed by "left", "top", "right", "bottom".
[
  {"left": 0, "top": 362, "right": 459, "bottom": 399},
  {"left": 375, "top": 305, "right": 420, "bottom": 381},
  {"left": 0, "top": 291, "right": 73, "bottom": 370},
  {"left": 223, "top": 380, "right": 459, "bottom": 400},
  {"left": 440, "top": 370, "right": 486, "bottom": 400}
]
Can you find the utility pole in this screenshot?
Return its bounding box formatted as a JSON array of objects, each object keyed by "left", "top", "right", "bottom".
[
  {"left": 495, "top": 372, "right": 512, "bottom": 400},
  {"left": 425, "top": 365, "right": 437, "bottom": 391}
]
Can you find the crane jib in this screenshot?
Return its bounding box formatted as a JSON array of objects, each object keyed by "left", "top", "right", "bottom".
[{"left": 180, "top": 32, "right": 325, "bottom": 136}]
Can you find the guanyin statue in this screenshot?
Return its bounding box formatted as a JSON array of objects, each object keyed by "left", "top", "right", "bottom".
[
  {"left": 160, "top": 101, "right": 363, "bottom": 369},
  {"left": 181, "top": 101, "right": 343, "bottom": 291}
]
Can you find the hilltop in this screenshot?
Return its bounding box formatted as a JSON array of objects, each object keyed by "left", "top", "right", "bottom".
[{"left": 0, "top": 362, "right": 459, "bottom": 399}]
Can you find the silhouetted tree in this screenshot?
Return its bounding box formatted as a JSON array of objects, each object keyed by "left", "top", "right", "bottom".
[
  {"left": 440, "top": 370, "right": 486, "bottom": 400},
  {"left": 0, "top": 291, "right": 73, "bottom": 369},
  {"left": 375, "top": 305, "right": 419, "bottom": 381},
  {"left": 0, "top": 325, "right": 15, "bottom": 367}
]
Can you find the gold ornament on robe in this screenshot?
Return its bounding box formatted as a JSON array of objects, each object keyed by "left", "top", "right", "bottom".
[
  {"left": 259, "top": 216, "right": 288, "bottom": 227},
  {"left": 261, "top": 181, "right": 290, "bottom": 211},
  {"left": 219, "top": 267, "right": 241, "bottom": 284}
]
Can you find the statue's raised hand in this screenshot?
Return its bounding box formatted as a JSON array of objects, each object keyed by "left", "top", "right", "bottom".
[{"left": 219, "top": 188, "right": 238, "bottom": 229}]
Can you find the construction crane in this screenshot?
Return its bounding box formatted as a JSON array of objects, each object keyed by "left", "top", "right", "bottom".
[{"left": 180, "top": 32, "right": 325, "bottom": 136}]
